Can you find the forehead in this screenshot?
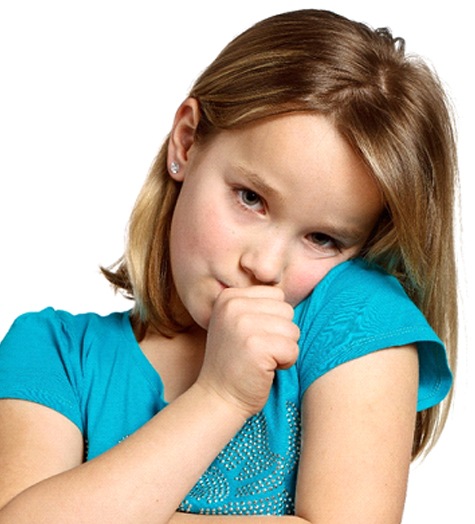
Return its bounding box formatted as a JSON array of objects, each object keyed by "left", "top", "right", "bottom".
[
  {"left": 205, "top": 113, "right": 382, "bottom": 221},
  {"left": 209, "top": 113, "right": 366, "bottom": 178}
]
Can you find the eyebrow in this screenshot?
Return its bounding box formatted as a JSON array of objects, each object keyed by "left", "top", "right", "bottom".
[
  {"left": 320, "top": 222, "right": 369, "bottom": 244},
  {"left": 234, "top": 165, "right": 283, "bottom": 201},
  {"left": 235, "top": 164, "right": 370, "bottom": 244}
]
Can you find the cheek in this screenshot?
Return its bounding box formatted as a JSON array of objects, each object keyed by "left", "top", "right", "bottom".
[
  {"left": 285, "top": 259, "right": 345, "bottom": 306},
  {"left": 171, "top": 197, "right": 233, "bottom": 261},
  {"left": 285, "top": 270, "right": 323, "bottom": 307}
]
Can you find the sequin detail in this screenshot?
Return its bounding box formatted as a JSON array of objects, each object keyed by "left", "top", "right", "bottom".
[{"left": 179, "top": 401, "right": 301, "bottom": 515}]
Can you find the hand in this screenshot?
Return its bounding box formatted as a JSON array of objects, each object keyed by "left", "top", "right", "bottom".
[{"left": 196, "top": 286, "right": 300, "bottom": 419}]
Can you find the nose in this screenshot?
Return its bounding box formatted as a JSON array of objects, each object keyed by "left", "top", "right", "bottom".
[{"left": 239, "top": 236, "right": 288, "bottom": 286}]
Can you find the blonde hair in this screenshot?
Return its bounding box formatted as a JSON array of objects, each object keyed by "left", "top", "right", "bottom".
[{"left": 103, "top": 9, "right": 458, "bottom": 458}]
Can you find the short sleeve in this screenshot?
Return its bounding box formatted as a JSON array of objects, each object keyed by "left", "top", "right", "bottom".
[
  {"left": 0, "top": 308, "right": 83, "bottom": 430},
  {"left": 294, "top": 259, "right": 452, "bottom": 412}
]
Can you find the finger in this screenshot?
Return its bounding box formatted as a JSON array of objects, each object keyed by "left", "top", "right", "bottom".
[
  {"left": 215, "top": 290, "right": 294, "bottom": 321},
  {"left": 247, "top": 333, "right": 299, "bottom": 370},
  {"left": 241, "top": 312, "right": 300, "bottom": 340},
  {"left": 219, "top": 285, "right": 286, "bottom": 302}
]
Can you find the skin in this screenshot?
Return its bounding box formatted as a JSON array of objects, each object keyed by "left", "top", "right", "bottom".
[
  {"left": 0, "top": 99, "right": 419, "bottom": 524},
  {"left": 168, "top": 101, "right": 383, "bottom": 330}
]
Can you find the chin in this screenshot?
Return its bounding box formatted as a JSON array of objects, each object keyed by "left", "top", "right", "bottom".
[
  {"left": 192, "top": 310, "right": 212, "bottom": 331},
  {"left": 178, "top": 300, "right": 212, "bottom": 331}
]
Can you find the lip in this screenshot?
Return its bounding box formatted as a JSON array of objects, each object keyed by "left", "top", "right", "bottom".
[{"left": 217, "top": 280, "right": 230, "bottom": 290}]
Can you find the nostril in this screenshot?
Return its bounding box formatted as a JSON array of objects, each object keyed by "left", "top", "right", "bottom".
[{"left": 240, "top": 252, "right": 283, "bottom": 286}]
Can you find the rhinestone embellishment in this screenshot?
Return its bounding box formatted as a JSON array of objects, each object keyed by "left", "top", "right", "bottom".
[{"left": 179, "top": 401, "right": 301, "bottom": 515}]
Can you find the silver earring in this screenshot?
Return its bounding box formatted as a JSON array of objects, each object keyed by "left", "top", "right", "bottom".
[{"left": 170, "top": 161, "right": 180, "bottom": 174}]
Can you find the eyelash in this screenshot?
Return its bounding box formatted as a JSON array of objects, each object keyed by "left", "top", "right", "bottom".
[
  {"left": 235, "top": 188, "right": 266, "bottom": 213},
  {"left": 306, "top": 233, "right": 342, "bottom": 255},
  {"left": 234, "top": 187, "right": 343, "bottom": 256}
]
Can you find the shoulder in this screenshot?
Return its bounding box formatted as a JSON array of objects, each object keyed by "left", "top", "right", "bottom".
[
  {"left": 294, "top": 258, "right": 427, "bottom": 344},
  {"left": 294, "top": 259, "right": 452, "bottom": 411},
  {"left": 295, "top": 258, "right": 410, "bottom": 321},
  {"left": 0, "top": 307, "right": 135, "bottom": 378},
  {"left": 2, "top": 308, "right": 130, "bottom": 348},
  {"left": 0, "top": 308, "right": 133, "bottom": 430}
]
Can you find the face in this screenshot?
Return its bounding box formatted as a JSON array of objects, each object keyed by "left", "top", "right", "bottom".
[{"left": 169, "top": 112, "right": 383, "bottom": 330}]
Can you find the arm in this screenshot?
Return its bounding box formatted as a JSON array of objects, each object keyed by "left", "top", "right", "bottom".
[
  {"left": 170, "top": 344, "right": 418, "bottom": 524},
  {"left": 1, "top": 345, "right": 417, "bottom": 524},
  {"left": 0, "top": 385, "right": 248, "bottom": 524},
  {"left": 0, "top": 286, "right": 299, "bottom": 523},
  {"left": 295, "top": 344, "right": 418, "bottom": 524},
  {"left": 0, "top": 289, "right": 417, "bottom": 523}
]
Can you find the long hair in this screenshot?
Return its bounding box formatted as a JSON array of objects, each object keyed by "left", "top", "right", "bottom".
[{"left": 103, "top": 9, "right": 458, "bottom": 458}]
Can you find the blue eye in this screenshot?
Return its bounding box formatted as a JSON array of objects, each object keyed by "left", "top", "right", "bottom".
[
  {"left": 307, "top": 233, "right": 341, "bottom": 256},
  {"left": 237, "top": 188, "right": 265, "bottom": 211},
  {"left": 309, "top": 232, "right": 334, "bottom": 246}
]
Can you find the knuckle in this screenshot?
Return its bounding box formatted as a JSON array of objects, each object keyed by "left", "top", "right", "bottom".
[
  {"left": 216, "top": 287, "right": 239, "bottom": 305},
  {"left": 216, "top": 292, "right": 246, "bottom": 317},
  {"left": 245, "top": 332, "right": 264, "bottom": 353},
  {"left": 271, "top": 286, "right": 286, "bottom": 300},
  {"left": 235, "top": 313, "right": 254, "bottom": 333},
  {"left": 280, "top": 340, "right": 300, "bottom": 368},
  {"left": 281, "top": 301, "right": 295, "bottom": 319},
  {"left": 291, "top": 323, "right": 300, "bottom": 340}
]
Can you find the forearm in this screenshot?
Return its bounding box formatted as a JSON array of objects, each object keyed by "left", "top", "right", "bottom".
[{"left": 0, "top": 384, "right": 247, "bottom": 524}]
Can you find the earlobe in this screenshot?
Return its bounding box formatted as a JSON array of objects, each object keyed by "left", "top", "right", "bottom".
[{"left": 168, "top": 98, "right": 201, "bottom": 180}]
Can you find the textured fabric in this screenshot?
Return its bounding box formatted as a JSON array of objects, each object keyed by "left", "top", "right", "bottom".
[{"left": 0, "top": 259, "right": 452, "bottom": 515}]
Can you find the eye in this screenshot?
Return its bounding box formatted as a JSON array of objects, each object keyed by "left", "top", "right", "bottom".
[
  {"left": 306, "top": 232, "right": 342, "bottom": 257},
  {"left": 236, "top": 188, "right": 265, "bottom": 213}
]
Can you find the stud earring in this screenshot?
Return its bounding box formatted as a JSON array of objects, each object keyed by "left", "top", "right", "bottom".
[{"left": 170, "top": 161, "right": 180, "bottom": 174}]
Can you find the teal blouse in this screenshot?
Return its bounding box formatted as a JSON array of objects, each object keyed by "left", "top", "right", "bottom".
[{"left": 0, "top": 259, "right": 452, "bottom": 515}]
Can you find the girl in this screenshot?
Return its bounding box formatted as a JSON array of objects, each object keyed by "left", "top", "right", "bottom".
[{"left": 0, "top": 8, "right": 457, "bottom": 523}]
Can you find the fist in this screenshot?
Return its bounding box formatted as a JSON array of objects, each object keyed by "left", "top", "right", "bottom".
[{"left": 196, "top": 286, "right": 300, "bottom": 419}]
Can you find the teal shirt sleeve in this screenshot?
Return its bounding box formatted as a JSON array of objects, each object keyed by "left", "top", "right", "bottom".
[
  {"left": 0, "top": 308, "right": 167, "bottom": 459},
  {"left": 0, "top": 307, "right": 84, "bottom": 430},
  {"left": 294, "top": 259, "right": 452, "bottom": 411}
]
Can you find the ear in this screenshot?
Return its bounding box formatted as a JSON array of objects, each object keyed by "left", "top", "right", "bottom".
[{"left": 167, "top": 97, "right": 201, "bottom": 181}]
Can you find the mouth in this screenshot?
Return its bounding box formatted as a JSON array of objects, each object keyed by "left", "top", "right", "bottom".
[{"left": 217, "top": 280, "right": 230, "bottom": 290}]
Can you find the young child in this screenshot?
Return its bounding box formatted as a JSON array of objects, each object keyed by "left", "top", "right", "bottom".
[{"left": 0, "top": 8, "right": 457, "bottom": 523}]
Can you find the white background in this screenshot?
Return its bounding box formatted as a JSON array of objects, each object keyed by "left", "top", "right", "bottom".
[{"left": 0, "top": 1, "right": 473, "bottom": 522}]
